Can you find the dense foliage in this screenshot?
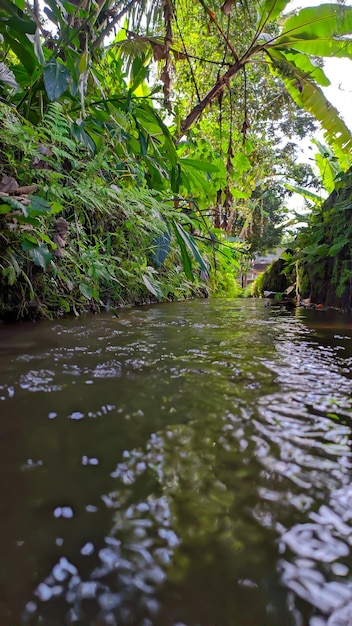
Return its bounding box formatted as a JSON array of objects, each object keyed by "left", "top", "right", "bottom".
[
  {"left": 252, "top": 144, "right": 352, "bottom": 311},
  {"left": 1, "top": 0, "right": 352, "bottom": 319},
  {"left": 0, "top": 101, "right": 243, "bottom": 319},
  {"left": 295, "top": 167, "right": 352, "bottom": 310}
]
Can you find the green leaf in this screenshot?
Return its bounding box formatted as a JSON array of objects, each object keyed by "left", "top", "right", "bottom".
[
  {"left": 273, "top": 5, "right": 352, "bottom": 60},
  {"left": 180, "top": 166, "right": 209, "bottom": 194},
  {"left": 12, "top": 0, "right": 25, "bottom": 9},
  {"left": 170, "top": 164, "right": 181, "bottom": 194},
  {"left": 58, "top": 296, "right": 70, "bottom": 312},
  {"left": 20, "top": 234, "right": 38, "bottom": 247},
  {"left": 285, "top": 182, "right": 322, "bottom": 202},
  {"left": 78, "top": 49, "right": 88, "bottom": 74},
  {"left": 129, "top": 56, "right": 149, "bottom": 93},
  {"left": 139, "top": 130, "right": 148, "bottom": 156},
  {"left": 232, "top": 188, "right": 250, "bottom": 199},
  {"left": 277, "top": 37, "right": 352, "bottom": 61},
  {"left": 276, "top": 49, "right": 329, "bottom": 86},
  {"left": 144, "top": 156, "right": 166, "bottom": 189},
  {"left": 282, "top": 4, "right": 352, "bottom": 40},
  {"left": 267, "top": 48, "right": 352, "bottom": 162},
  {"left": 33, "top": 28, "right": 45, "bottom": 65},
  {"left": 43, "top": 60, "right": 72, "bottom": 100},
  {"left": 232, "top": 151, "right": 251, "bottom": 174},
  {"left": 257, "top": 0, "right": 291, "bottom": 28},
  {"left": 2, "top": 33, "right": 37, "bottom": 73},
  {"left": 0, "top": 61, "right": 18, "bottom": 88},
  {"left": 0, "top": 203, "right": 12, "bottom": 214},
  {"left": 312, "top": 139, "right": 345, "bottom": 193},
  {"left": 327, "top": 413, "right": 340, "bottom": 421},
  {"left": 328, "top": 239, "right": 349, "bottom": 257},
  {"left": 314, "top": 154, "right": 335, "bottom": 194},
  {"left": 162, "top": 132, "right": 178, "bottom": 168},
  {"left": 61, "top": 0, "right": 82, "bottom": 15},
  {"left": 173, "top": 221, "right": 209, "bottom": 278},
  {"left": 7, "top": 15, "right": 36, "bottom": 34},
  {"left": 28, "top": 195, "right": 52, "bottom": 215},
  {"left": 142, "top": 274, "right": 163, "bottom": 299},
  {"left": 0, "top": 195, "right": 28, "bottom": 214},
  {"left": 151, "top": 227, "right": 171, "bottom": 266},
  {"left": 49, "top": 201, "right": 65, "bottom": 215},
  {"left": 71, "top": 122, "right": 96, "bottom": 154},
  {"left": 137, "top": 103, "right": 178, "bottom": 167},
  {"left": 16, "top": 214, "right": 39, "bottom": 226},
  {"left": 172, "top": 223, "right": 194, "bottom": 282},
  {"left": 79, "top": 282, "right": 93, "bottom": 299},
  {"left": 40, "top": 233, "right": 55, "bottom": 245},
  {"left": 0, "top": 0, "right": 35, "bottom": 30},
  {"left": 28, "top": 244, "right": 52, "bottom": 269},
  {"left": 180, "top": 158, "right": 220, "bottom": 173}
]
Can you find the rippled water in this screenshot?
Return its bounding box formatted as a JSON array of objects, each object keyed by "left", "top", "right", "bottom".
[{"left": 1, "top": 299, "right": 352, "bottom": 626}]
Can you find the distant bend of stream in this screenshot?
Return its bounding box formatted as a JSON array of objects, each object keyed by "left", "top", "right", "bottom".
[{"left": 1, "top": 298, "right": 352, "bottom": 626}]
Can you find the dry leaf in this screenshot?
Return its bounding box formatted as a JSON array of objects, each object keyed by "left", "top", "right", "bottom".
[
  {"left": 0, "top": 175, "right": 18, "bottom": 194},
  {"left": 151, "top": 42, "right": 167, "bottom": 61},
  {"left": 221, "top": 0, "right": 233, "bottom": 15}
]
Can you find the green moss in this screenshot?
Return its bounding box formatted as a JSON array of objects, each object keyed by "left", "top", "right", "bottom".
[
  {"left": 295, "top": 167, "right": 352, "bottom": 309},
  {"left": 253, "top": 254, "right": 294, "bottom": 296}
]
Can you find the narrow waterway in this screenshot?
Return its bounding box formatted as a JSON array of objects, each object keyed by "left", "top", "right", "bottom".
[{"left": 1, "top": 299, "right": 352, "bottom": 626}]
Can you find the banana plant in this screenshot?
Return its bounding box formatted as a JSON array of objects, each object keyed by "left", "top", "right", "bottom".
[
  {"left": 311, "top": 138, "right": 350, "bottom": 194},
  {"left": 285, "top": 138, "right": 351, "bottom": 213}
]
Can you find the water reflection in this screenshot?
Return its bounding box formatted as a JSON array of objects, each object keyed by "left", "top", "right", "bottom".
[{"left": 0, "top": 301, "right": 352, "bottom": 625}]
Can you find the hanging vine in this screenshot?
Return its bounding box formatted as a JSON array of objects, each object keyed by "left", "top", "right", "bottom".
[
  {"left": 174, "top": 3, "right": 201, "bottom": 104},
  {"left": 241, "top": 65, "right": 250, "bottom": 144},
  {"left": 223, "top": 82, "right": 234, "bottom": 231},
  {"left": 160, "top": 0, "right": 174, "bottom": 111},
  {"left": 214, "top": 14, "right": 232, "bottom": 230}
]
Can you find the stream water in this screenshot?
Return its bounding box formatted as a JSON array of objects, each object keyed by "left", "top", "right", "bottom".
[{"left": 1, "top": 299, "right": 352, "bottom": 626}]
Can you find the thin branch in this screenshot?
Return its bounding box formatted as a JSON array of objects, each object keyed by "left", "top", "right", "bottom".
[
  {"left": 92, "top": 0, "right": 138, "bottom": 50},
  {"left": 174, "top": 4, "right": 201, "bottom": 102},
  {"left": 178, "top": 51, "right": 231, "bottom": 66},
  {"left": 241, "top": 65, "right": 250, "bottom": 144},
  {"left": 108, "top": 32, "right": 231, "bottom": 67},
  {"left": 218, "top": 16, "right": 231, "bottom": 156},
  {"left": 192, "top": 233, "right": 247, "bottom": 256},
  {"left": 197, "top": 0, "right": 239, "bottom": 62},
  {"left": 25, "top": 0, "right": 46, "bottom": 35}
]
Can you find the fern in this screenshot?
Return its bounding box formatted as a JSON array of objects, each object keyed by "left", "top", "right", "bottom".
[{"left": 42, "top": 103, "right": 77, "bottom": 152}]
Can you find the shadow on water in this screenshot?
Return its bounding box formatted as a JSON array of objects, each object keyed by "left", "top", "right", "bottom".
[{"left": 0, "top": 300, "right": 352, "bottom": 626}]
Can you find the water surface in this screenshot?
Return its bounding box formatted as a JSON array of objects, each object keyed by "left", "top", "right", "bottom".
[{"left": 1, "top": 299, "right": 352, "bottom": 626}]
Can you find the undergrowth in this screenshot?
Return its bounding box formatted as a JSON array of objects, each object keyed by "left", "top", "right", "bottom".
[
  {"left": 295, "top": 170, "right": 352, "bottom": 308},
  {"left": 0, "top": 103, "right": 240, "bottom": 321}
]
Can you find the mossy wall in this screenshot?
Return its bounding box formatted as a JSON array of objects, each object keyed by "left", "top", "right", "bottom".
[
  {"left": 258, "top": 257, "right": 292, "bottom": 294},
  {"left": 297, "top": 169, "right": 352, "bottom": 310}
]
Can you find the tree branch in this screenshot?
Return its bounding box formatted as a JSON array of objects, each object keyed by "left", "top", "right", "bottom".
[{"left": 177, "top": 57, "right": 246, "bottom": 139}]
